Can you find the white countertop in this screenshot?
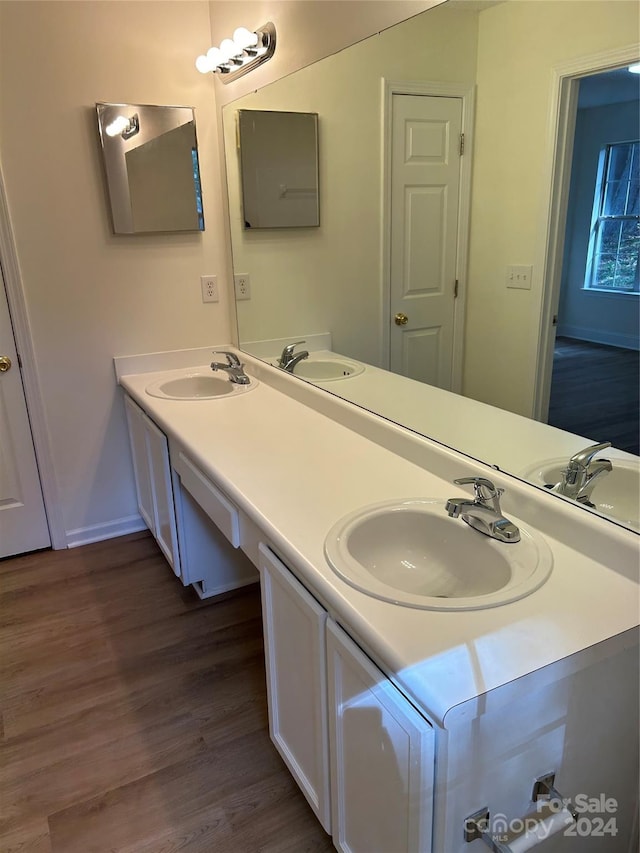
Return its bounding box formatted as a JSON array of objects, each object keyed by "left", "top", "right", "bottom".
[{"left": 117, "top": 347, "right": 639, "bottom": 728}]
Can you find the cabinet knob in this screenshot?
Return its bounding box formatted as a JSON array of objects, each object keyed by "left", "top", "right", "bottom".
[
  {"left": 0, "top": 356, "right": 12, "bottom": 372},
  {"left": 394, "top": 313, "right": 409, "bottom": 326}
]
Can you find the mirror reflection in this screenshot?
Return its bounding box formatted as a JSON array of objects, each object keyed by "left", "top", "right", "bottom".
[
  {"left": 238, "top": 110, "right": 319, "bottom": 228},
  {"left": 96, "top": 102, "right": 204, "bottom": 234},
  {"left": 223, "top": 0, "right": 639, "bottom": 531}
]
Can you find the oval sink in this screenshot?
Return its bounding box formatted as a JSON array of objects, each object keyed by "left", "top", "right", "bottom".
[
  {"left": 325, "top": 499, "right": 553, "bottom": 611},
  {"left": 146, "top": 371, "right": 256, "bottom": 400},
  {"left": 292, "top": 358, "right": 364, "bottom": 381},
  {"left": 523, "top": 457, "right": 639, "bottom": 531}
]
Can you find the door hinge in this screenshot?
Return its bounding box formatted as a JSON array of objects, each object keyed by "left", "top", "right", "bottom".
[
  {"left": 552, "top": 314, "right": 558, "bottom": 326},
  {"left": 459, "top": 133, "right": 465, "bottom": 156},
  {"left": 454, "top": 279, "right": 459, "bottom": 298}
]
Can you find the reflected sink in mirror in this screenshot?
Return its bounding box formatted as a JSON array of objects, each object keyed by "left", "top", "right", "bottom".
[
  {"left": 523, "top": 458, "right": 640, "bottom": 532},
  {"left": 291, "top": 354, "right": 365, "bottom": 382},
  {"left": 146, "top": 369, "right": 257, "bottom": 400},
  {"left": 325, "top": 499, "right": 553, "bottom": 611}
]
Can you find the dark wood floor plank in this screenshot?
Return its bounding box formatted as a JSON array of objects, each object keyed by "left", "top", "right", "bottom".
[
  {"left": 0, "top": 532, "right": 332, "bottom": 852},
  {"left": 548, "top": 337, "right": 639, "bottom": 454},
  {"left": 0, "top": 817, "right": 52, "bottom": 853}
]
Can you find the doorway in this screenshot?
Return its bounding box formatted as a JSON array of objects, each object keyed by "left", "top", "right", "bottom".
[{"left": 547, "top": 68, "right": 639, "bottom": 454}]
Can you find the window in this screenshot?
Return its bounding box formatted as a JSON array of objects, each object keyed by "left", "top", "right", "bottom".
[{"left": 585, "top": 140, "right": 639, "bottom": 293}]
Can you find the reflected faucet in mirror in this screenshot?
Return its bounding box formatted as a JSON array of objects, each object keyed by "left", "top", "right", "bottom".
[
  {"left": 546, "top": 442, "right": 613, "bottom": 507},
  {"left": 278, "top": 341, "right": 309, "bottom": 373}
]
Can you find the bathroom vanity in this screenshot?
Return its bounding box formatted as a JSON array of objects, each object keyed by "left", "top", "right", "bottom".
[{"left": 115, "top": 347, "right": 639, "bottom": 853}]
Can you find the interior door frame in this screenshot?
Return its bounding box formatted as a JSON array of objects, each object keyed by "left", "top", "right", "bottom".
[
  {"left": 532, "top": 44, "right": 640, "bottom": 423},
  {"left": 381, "top": 79, "right": 475, "bottom": 394},
  {"left": 0, "top": 162, "right": 66, "bottom": 549}
]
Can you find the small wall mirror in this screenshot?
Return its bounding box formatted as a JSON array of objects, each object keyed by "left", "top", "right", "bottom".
[
  {"left": 238, "top": 109, "right": 319, "bottom": 229},
  {"left": 96, "top": 102, "right": 204, "bottom": 234}
]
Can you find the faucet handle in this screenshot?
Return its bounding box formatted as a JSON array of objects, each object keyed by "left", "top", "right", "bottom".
[
  {"left": 569, "top": 441, "right": 611, "bottom": 469},
  {"left": 211, "top": 350, "right": 241, "bottom": 368},
  {"left": 282, "top": 340, "right": 306, "bottom": 357},
  {"left": 453, "top": 476, "right": 503, "bottom": 502}
]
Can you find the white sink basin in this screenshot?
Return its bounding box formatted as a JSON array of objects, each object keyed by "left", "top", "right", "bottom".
[
  {"left": 523, "top": 457, "right": 639, "bottom": 531},
  {"left": 146, "top": 370, "right": 256, "bottom": 400},
  {"left": 325, "top": 499, "right": 553, "bottom": 611},
  {"left": 292, "top": 357, "right": 364, "bottom": 381}
]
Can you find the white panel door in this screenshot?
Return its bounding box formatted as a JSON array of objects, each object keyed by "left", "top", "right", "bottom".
[
  {"left": 327, "top": 619, "right": 435, "bottom": 853},
  {"left": 389, "top": 94, "right": 462, "bottom": 389},
  {"left": 0, "top": 268, "right": 49, "bottom": 557},
  {"left": 258, "top": 543, "right": 331, "bottom": 832}
]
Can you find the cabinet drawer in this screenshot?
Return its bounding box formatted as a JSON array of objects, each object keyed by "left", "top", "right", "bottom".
[{"left": 174, "top": 452, "right": 240, "bottom": 547}]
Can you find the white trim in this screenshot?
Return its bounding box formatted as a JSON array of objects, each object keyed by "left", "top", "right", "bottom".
[
  {"left": 532, "top": 44, "right": 640, "bottom": 422},
  {"left": 66, "top": 514, "right": 147, "bottom": 548},
  {"left": 380, "top": 79, "right": 475, "bottom": 393},
  {"left": 0, "top": 162, "right": 67, "bottom": 548}
]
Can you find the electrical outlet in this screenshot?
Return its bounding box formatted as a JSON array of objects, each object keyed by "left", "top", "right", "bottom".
[
  {"left": 234, "top": 274, "right": 251, "bottom": 301},
  {"left": 201, "top": 275, "right": 219, "bottom": 303},
  {"left": 506, "top": 265, "right": 533, "bottom": 290}
]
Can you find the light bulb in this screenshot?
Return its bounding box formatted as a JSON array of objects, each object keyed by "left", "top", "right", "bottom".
[
  {"left": 628, "top": 63, "right": 640, "bottom": 74},
  {"left": 219, "top": 38, "right": 239, "bottom": 61},
  {"left": 105, "top": 116, "right": 130, "bottom": 137},
  {"left": 233, "top": 27, "right": 258, "bottom": 50},
  {"left": 206, "top": 46, "right": 223, "bottom": 67},
  {"left": 195, "top": 54, "right": 211, "bottom": 74}
]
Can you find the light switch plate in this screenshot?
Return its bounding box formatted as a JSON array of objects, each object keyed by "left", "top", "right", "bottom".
[{"left": 506, "top": 265, "right": 533, "bottom": 290}]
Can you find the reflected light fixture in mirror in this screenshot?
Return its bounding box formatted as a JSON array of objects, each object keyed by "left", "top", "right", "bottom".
[{"left": 196, "top": 23, "right": 276, "bottom": 83}]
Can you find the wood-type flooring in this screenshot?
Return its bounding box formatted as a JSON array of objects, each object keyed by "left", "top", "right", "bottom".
[
  {"left": 0, "top": 531, "right": 334, "bottom": 852},
  {"left": 548, "top": 336, "right": 639, "bottom": 455}
]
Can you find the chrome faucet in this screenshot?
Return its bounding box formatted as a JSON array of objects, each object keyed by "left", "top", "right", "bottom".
[
  {"left": 547, "top": 441, "right": 612, "bottom": 506},
  {"left": 278, "top": 340, "right": 309, "bottom": 373},
  {"left": 445, "top": 476, "right": 521, "bottom": 542},
  {"left": 210, "top": 351, "right": 251, "bottom": 385}
]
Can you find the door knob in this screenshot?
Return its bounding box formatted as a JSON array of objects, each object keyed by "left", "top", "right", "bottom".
[
  {"left": 394, "top": 313, "right": 409, "bottom": 326},
  {"left": 0, "top": 356, "right": 11, "bottom": 372}
]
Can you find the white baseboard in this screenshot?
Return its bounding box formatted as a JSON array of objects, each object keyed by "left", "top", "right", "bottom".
[
  {"left": 66, "top": 514, "right": 148, "bottom": 548},
  {"left": 557, "top": 324, "right": 639, "bottom": 351}
]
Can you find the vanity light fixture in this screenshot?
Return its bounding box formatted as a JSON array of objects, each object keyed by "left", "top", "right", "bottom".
[
  {"left": 195, "top": 23, "right": 276, "bottom": 83},
  {"left": 628, "top": 63, "right": 640, "bottom": 73},
  {"left": 105, "top": 113, "right": 139, "bottom": 139}
]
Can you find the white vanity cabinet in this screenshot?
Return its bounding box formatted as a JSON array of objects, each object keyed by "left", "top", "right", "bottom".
[
  {"left": 258, "top": 544, "right": 331, "bottom": 831},
  {"left": 123, "top": 393, "right": 258, "bottom": 597},
  {"left": 326, "top": 619, "right": 435, "bottom": 853},
  {"left": 124, "top": 394, "right": 181, "bottom": 574},
  {"left": 257, "top": 544, "right": 436, "bottom": 850}
]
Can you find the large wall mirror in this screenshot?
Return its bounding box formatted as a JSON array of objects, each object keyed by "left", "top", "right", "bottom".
[
  {"left": 223, "top": 0, "right": 640, "bottom": 532},
  {"left": 96, "top": 102, "right": 204, "bottom": 234}
]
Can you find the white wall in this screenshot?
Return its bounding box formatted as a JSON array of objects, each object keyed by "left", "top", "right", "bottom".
[
  {"left": 464, "top": 0, "right": 639, "bottom": 417},
  {"left": 0, "top": 1, "right": 231, "bottom": 545},
  {"left": 558, "top": 100, "right": 640, "bottom": 349}
]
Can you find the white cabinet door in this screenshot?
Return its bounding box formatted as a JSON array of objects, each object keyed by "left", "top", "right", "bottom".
[
  {"left": 143, "top": 412, "right": 181, "bottom": 575},
  {"left": 123, "top": 394, "right": 181, "bottom": 576},
  {"left": 327, "top": 619, "right": 435, "bottom": 853},
  {"left": 124, "top": 395, "right": 154, "bottom": 532},
  {"left": 258, "top": 544, "right": 331, "bottom": 832}
]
